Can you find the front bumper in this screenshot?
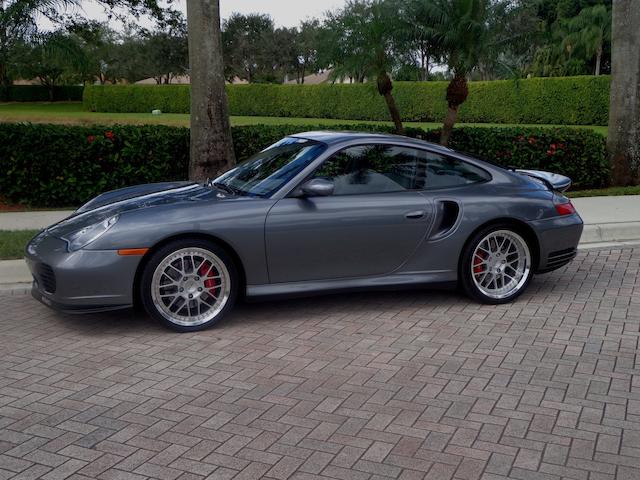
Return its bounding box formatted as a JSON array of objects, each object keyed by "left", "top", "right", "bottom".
[
  {"left": 25, "top": 232, "right": 142, "bottom": 313},
  {"left": 530, "top": 213, "right": 584, "bottom": 273}
]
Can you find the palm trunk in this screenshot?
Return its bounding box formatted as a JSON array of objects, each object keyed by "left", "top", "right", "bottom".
[
  {"left": 595, "top": 46, "right": 602, "bottom": 76},
  {"left": 377, "top": 72, "right": 404, "bottom": 135},
  {"left": 440, "top": 74, "right": 468, "bottom": 146},
  {"left": 440, "top": 106, "right": 458, "bottom": 146},
  {"left": 383, "top": 92, "right": 404, "bottom": 135},
  {"left": 187, "top": 0, "right": 236, "bottom": 182}
]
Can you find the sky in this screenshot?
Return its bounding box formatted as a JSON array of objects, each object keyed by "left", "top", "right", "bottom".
[{"left": 40, "top": 0, "right": 347, "bottom": 31}]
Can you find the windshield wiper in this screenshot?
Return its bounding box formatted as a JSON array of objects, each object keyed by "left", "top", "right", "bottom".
[{"left": 212, "top": 182, "right": 244, "bottom": 196}]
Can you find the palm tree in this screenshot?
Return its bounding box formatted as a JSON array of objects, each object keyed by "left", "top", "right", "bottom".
[
  {"left": 417, "top": 0, "right": 493, "bottom": 146},
  {"left": 562, "top": 5, "right": 611, "bottom": 76},
  {"left": 321, "top": 0, "right": 407, "bottom": 134}
]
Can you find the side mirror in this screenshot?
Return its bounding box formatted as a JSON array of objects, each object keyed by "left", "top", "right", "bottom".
[{"left": 295, "top": 178, "right": 334, "bottom": 197}]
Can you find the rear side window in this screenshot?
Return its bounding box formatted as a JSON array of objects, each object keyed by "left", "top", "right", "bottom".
[{"left": 423, "top": 152, "right": 490, "bottom": 190}]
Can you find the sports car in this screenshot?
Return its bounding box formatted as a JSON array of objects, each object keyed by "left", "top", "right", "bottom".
[{"left": 26, "top": 131, "right": 583, "bottom": 331}]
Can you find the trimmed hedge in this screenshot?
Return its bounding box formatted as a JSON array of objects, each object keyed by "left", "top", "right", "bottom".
[
  {"left": 83, "top": 84, "right": 190, "bottom": 115},
  {"left": 0, "top": 122, "right": 608, "bottom": 207},
  {"left": 83, "top": 76, "right": 610, "bottom": 125},
  {"left": 0, "top": 85, "right": 84, "bottom": 102}
]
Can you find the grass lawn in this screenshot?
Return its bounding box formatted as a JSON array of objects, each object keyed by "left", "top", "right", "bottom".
[
  {"left": 0, "top": 102, "right": 608, "bottom": 136},
  {"left": 568, "top": 185, "right": 640, "bottom": 198},
  {"left": 0, "top": 230, "right": 38, "bottom": 260}
]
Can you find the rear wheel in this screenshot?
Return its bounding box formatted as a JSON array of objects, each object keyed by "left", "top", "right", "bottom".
[
  {"left": 461, "top": 226, "right": 533, "bottom": 304},
  {"left": 140, "top": 239, "right": 238, "bottom": 332}
]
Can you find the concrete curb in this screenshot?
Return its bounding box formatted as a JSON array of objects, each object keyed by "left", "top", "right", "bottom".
[{"left": 581, "top": 222, "right": 640, "bottom": 244}]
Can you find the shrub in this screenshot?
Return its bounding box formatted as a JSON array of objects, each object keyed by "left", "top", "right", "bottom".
[
  {"left": 84, "top": 76, "right": 610, "bottom": 125},
  {"left": 0, "top": 123, "right": 189, "bottom": 207},
  {"left": 0, "top": 122, "right": 608, "bottom": 207},
  {"left": 0, "top": 85, "right": 84, "bottom": 102},
  {"left": 83, "top": 84, "right": 190, "bottom": 113}
]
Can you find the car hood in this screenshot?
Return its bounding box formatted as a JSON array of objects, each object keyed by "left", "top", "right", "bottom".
[{"left": 48, "top": 181, "right": 224, "bottom": 238}]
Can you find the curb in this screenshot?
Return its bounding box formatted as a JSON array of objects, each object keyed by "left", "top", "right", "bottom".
[
  {"left": 581, "top": 222, "right": 640, "bottom": 244},
  {"left": 0, "top": 283, "right": 31, "bottom": 295}
]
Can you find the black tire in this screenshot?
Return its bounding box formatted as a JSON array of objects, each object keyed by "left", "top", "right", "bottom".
[
  {"left": 460, "top": 224, "right": 534, "bottom": 304},
  {"left": 140, "top": 238, "right": 238, "bottom": 332}
]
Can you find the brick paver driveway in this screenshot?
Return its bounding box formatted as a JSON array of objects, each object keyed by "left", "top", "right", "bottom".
[{"left": 1, "top": 246, "right": 639, "bottom": 480}]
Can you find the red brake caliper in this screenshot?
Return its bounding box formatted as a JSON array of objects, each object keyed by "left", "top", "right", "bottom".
[
  {"left": 473, "top": 251, "right": 486, "bottom": 274},
  {"left": 198, "top": 261, "right": 218, "bottom": 293}
]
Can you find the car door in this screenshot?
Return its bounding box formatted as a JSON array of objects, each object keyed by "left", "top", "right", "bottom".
[{"left": 264, "top": 143, "right": 435, "bottom": 283}]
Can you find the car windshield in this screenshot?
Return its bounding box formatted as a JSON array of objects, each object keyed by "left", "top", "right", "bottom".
[{"left": 212, "top": 137, "right": 327, "bottom": 197}]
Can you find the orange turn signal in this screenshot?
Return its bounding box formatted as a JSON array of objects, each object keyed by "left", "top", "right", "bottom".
[{"left": 117, "top": 248, "right": 149, "bottom": 256}]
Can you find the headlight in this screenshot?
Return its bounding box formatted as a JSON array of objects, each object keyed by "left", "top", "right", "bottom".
[{"left": 62, "top": 215, "right": 119, "bottom": 252}]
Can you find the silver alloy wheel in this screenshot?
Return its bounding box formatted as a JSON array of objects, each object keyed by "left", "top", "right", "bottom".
[
  {"left": 151, "top": 247, "right": 231, "bottom": 326},
  {"left": 471, "top": 230, "right": 531, "bottom": 300}
]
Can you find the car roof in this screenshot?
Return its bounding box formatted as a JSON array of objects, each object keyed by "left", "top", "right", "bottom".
[{"left": 291, "top": 130, "right": 455, "bottom": 155}]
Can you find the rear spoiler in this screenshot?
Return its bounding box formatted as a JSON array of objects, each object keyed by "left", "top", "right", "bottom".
[{"left": 515, "top": 169, "right": 572, "bottom": 192}]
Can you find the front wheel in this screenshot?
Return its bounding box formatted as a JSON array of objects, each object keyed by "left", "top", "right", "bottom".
[
  {"left": 460, "top": 226, "right": 533, "bottom": 304},
  {"left": 140, "top": 239, "right": 238, "bottom": 332}
]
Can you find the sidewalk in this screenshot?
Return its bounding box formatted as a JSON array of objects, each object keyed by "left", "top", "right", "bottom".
[
  {"left": 574, "top": 195, "right": 640, "bottom": 244},
  {"left": 0, "top": 210, "right": 73, "bottom": 230},
  {"left": 1, "top": 196, "right": 640, "bottom": 286}
]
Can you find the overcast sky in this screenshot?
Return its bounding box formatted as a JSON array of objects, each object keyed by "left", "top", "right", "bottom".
[{"left": 40, "top": 0, "right": 347, "bottom": 31}]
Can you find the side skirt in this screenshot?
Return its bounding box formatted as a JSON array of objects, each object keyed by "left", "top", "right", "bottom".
[{"left": 245, "top": 271, "right": 457, "bottom": 301}]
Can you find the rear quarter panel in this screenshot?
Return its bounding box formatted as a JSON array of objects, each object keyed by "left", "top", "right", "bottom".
[{"left": 399, "top": 182, "right": 556, "bottom": 276}]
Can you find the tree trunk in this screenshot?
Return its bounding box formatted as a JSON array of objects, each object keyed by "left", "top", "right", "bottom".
[
  {"left": 608, "top": 0, "right": 640, "bottom": 186},
  {"left": 440, "top": 74, "right": 468, "bottom": 146},
  {"left": 595, "top": 46, "right": 602, "bottom": 76},
  {"left": 440, "top": 106, "right": 458, "bottom": 147},
  {"left": 383, "top": 92, "right": 404, "bottom": 135},
  {"left": 187, "top": 0, "right": 236, "bottom": 182},
  {"left": 377, "top": 72, "right": 404, "bottom": 135}
]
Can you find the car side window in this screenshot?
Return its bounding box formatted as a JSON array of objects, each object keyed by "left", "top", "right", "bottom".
[
  {"left": 312, "top": 144, "right": 489, "bottom": 195},
  {"left": 423, "top": 152, "right": 490, "bottom": 190},
  {"left": 312, "top": 144, "right": 426, "bottom": 195}
]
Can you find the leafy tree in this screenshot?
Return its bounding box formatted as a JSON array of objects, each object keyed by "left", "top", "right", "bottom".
[
  {"left": 14, "top": 30, "right": 86, "bottom": 99},
  {"left": 0, "top": 0, "right": 164, "bottom": 86},
  {"left": 419, "top": 0, "right": 494, "bottom": 145},
  {"left": 529, "top": 0, "right": 612, "bottom": 77},
  {"left": 295, "top": 20, "right": 321, "bottom": 83},
  {"left": 141, "top": 11, "right": 188, "bottom": 84},
  {"left": 222, "top": 13, "right": 274, "bottom": 83},
  {"left": 0, "top": 0, "right": 61, "bottom": 86},
  {"left": 562, "top": 4, "right": 610, "bottom": 75},
  {"left": 64, "top": 19, "right": 120, "bottom": 84},
  {"left": 403, "top": 0, "right": 443, "bottom": 81},
  {"left": 320, "top": 0, "right": 407, "bottom": 133}
]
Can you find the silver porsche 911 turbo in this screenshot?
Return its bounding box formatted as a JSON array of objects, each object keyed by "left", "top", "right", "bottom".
[{"left": 26, "top": 131, "right": 583, "bottom": 331}]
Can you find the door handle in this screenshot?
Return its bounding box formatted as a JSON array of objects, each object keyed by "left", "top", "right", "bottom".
[{"left": 405, "top": 210, "right": 425, "bottom": 219}]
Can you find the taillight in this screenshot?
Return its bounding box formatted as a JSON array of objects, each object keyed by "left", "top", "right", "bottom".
[{"left": 554, "top": 199, "right": 576, "bottom": 216}]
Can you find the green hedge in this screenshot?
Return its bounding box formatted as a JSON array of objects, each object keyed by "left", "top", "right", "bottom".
[
  {"left": 83, "top": 84, "right": 190, "bottom": 114},
  {"left": 83, "top": 76, "right": 610, "bottom": 125},
  {"left": 0, "top": 85, "right": 84, "bottom": 102},
  {"left": 0, "top": 122, "right": 608, "bottom": 207}
]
